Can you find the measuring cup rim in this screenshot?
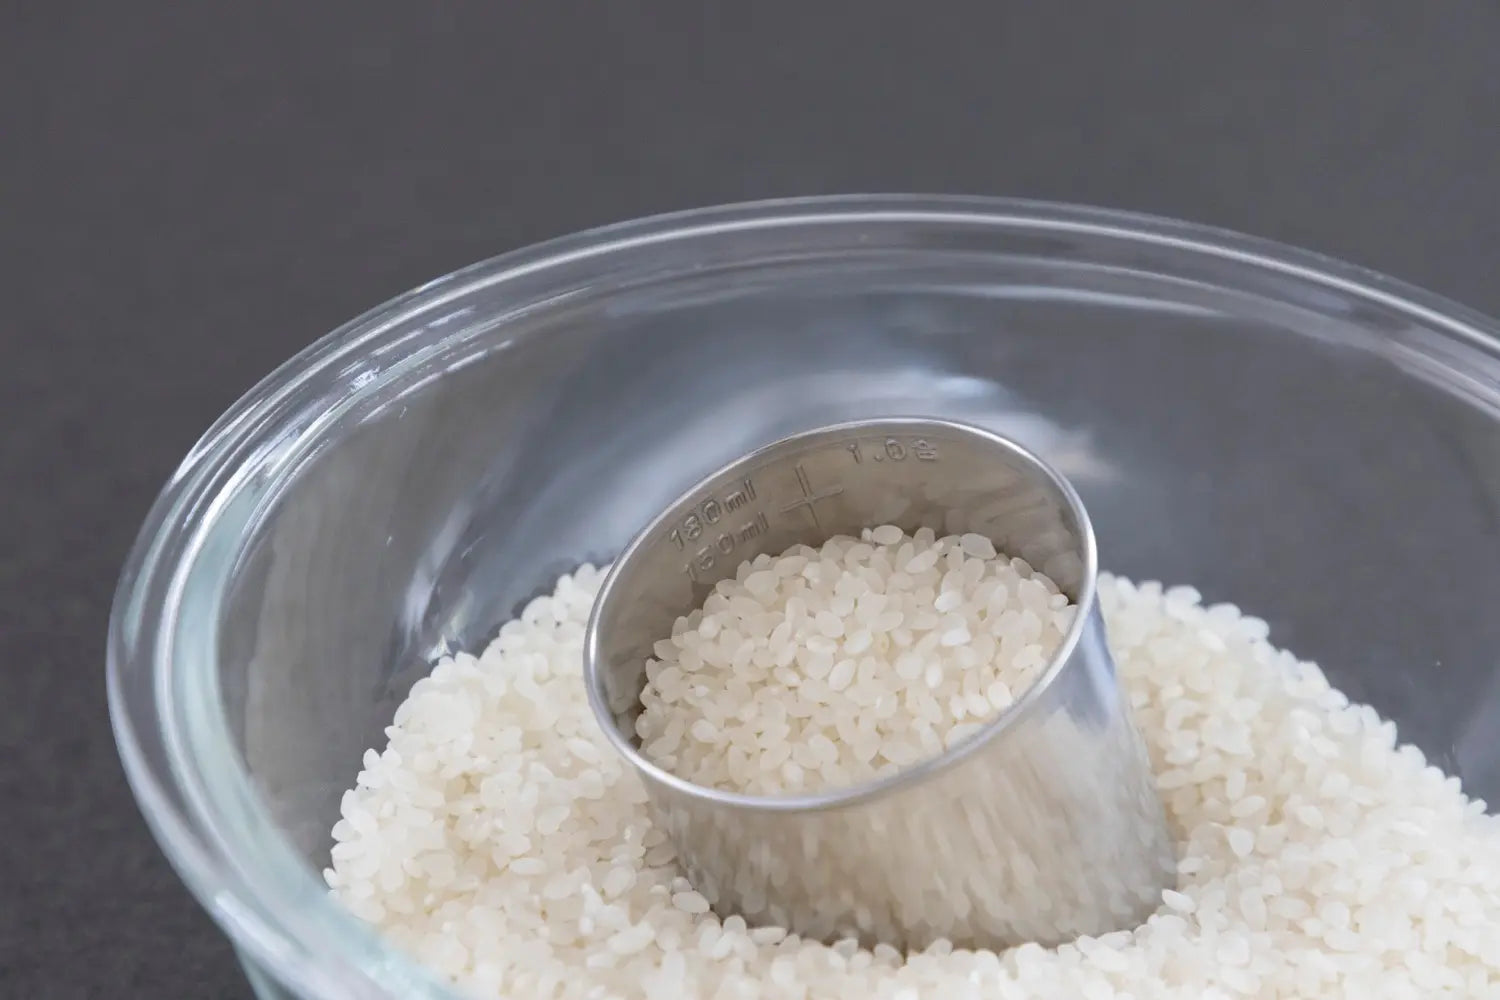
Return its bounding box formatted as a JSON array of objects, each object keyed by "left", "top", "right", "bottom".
[{"left": 583, "top": 415, "right": 1103, "bottom": 813}]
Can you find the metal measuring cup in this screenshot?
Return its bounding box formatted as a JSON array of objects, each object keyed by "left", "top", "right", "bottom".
[{"left": 584, "top": 418, "right": 1175, "bottom": 950}]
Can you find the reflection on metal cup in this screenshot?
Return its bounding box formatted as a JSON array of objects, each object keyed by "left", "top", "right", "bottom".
[{"left": 585, "top": 418, "right": 1175, "bottom": 950}]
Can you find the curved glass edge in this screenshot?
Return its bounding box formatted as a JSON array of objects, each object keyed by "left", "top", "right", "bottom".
[
  {"left": 240, "top": 954, "right": 293, "bottom": 1000},
  {"left": 106, "top": 195, "right": 1500, "bottom": 999}
]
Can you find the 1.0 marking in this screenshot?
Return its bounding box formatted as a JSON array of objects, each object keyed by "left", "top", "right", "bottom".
[{"left": 848, "top": 437, "right": 940, "bottom": 464}]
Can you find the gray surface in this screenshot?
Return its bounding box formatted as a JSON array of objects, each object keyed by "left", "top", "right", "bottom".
[{"left": 4, "top": 4, "right": 1500, "bottom": 997}]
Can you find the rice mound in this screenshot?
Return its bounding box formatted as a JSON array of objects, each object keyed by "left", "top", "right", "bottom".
[
  {"left": 327, "top": 552, "right": 1500, "bottom": 998},
  {"left": 636, "top": 528, "right": 1074, "bottom": 795}
]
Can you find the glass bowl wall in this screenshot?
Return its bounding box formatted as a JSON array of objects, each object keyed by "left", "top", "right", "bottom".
[{"left": 109, "top": 197, "right": 1500, "bottom": 998}]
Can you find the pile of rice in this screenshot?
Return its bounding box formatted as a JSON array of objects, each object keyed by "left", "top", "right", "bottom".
[
  {"left": 635, "top": 527, "right": 1074, "bottom": 794},
  {"left": 327, "top": 532, "right": 1500, "bottom": 998}
]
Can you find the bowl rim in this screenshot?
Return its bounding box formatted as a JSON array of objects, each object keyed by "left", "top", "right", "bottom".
[{"left": 107, "top": 194, "right": 1500, "bottom": 998}]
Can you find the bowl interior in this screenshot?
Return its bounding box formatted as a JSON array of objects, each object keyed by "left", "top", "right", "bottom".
[{"left": 212, "top": 211, "right": 1500, "bottom": 874}]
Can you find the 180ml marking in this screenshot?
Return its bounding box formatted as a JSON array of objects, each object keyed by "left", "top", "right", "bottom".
[
  {"left": 847, "top": 436, "right": 940, "bottom": 464},
  {"left": 667, "top": 478, "right": 767, "bottom": 581}
]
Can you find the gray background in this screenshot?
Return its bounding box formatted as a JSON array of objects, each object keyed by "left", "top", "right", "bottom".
[{"left": 4, "top": 4, "right": 1499, "bottom": 997}]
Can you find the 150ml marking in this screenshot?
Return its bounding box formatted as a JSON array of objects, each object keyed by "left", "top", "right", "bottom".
[
  {"left": 668, "top": 478, "right": 768, "bottom": 581},
  {"left": 847, "top": 436, "right": 941, "bottom": 464}
]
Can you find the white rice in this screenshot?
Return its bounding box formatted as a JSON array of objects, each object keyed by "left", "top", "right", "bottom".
[
  {"left": 636, "top": 528, "right": 1073, "bottom": 794},
  {"left": 327, "top": 550, "right": 1500, "bottom": 998}
]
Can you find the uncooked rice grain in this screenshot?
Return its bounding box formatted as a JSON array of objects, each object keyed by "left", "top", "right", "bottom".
[{"left": 328, "top": 553, "right": 1500, "bottom": 998}]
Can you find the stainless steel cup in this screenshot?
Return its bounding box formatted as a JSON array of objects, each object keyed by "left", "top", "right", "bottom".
[{"left": 584, "top": 418, "right": 1175, "bottom": 950}]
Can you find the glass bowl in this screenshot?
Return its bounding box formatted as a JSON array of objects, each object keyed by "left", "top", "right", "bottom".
[{"left": 108, "top": 196, "right": 1500, "bottom": 999}]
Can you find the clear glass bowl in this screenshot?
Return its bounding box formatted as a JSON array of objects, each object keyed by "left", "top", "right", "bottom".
[{"left": 108, "top": 196, "right": 1500, "bottom": 999}]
